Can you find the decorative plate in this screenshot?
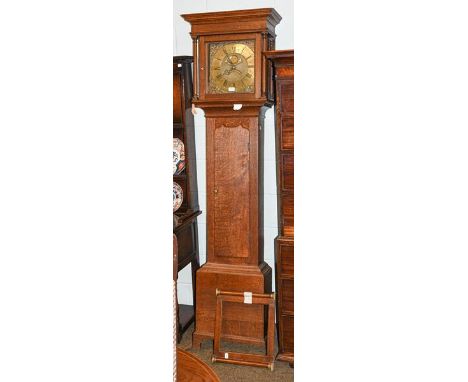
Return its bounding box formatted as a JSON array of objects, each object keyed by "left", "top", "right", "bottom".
[
  {"left": 173, "top": 182, "right": 183, "bottom": 212},
  {"left": 173, "top": 138, "right": 185, "bottom": 175}
]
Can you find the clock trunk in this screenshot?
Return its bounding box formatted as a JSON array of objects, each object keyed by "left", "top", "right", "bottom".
[{"left": 193, "top": 105, "right": 272, "bottom": 347}]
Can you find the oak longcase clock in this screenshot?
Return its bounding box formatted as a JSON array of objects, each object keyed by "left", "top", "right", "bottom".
[{"left": 182, "top": 8, "right": 281, "bottom": 348}]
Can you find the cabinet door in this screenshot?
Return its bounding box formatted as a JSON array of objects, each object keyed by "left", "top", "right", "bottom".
[{"left": 210, "top": 119, "right": 251, "bottom": 259}]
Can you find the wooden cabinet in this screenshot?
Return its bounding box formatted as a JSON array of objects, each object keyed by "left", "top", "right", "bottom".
[
  {"left": 173, "top": 56, "right": 201, "bottom": 341},
  {"left": 265, "top": 49, "right": 294, "bottom": 366}
]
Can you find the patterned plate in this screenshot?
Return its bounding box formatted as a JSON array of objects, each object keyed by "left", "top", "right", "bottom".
[
  {"left": 173, "top": 138, "right": 185, "bottom": 175},
  {"left": 173, "top": 182, "right": 183, "bottom": 212}
]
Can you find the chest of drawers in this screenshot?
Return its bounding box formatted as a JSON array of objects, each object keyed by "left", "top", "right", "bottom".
[{"left": 265, "top": 49, "right": 294, "bottom": 366}]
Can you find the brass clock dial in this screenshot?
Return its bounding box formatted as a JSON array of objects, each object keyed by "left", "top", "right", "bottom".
[{"left": 208, "top": 40, "right": 255, "bottom": 94}]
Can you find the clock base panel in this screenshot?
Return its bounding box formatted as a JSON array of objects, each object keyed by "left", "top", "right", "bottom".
[{"left": 192, "top": 262, "right": 272, "bottom": 349}]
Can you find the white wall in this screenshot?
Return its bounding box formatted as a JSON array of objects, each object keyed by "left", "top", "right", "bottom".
[{"left": 174, "top": 0, "right": 294, "bottom": 305}]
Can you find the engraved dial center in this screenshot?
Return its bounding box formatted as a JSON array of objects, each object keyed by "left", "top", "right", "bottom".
[{"left": 220, "top": 53, "right": 248, "bottom": 82}]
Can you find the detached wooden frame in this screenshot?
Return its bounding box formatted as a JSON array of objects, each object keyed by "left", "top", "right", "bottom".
[{"left": 211, "top": 289, "right": 276, "bottom": 370}]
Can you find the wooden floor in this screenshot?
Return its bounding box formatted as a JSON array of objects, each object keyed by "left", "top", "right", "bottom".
[{"left": 178, "top": 324, "right": 294, "bottom": 382}]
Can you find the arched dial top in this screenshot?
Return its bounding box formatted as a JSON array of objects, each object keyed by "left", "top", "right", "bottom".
[{"left": 208, "top": 40, "right": 255, "bottom": 94}]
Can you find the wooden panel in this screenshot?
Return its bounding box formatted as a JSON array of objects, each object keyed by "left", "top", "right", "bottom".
[
  {"left": 281, "top": 116, "right": 294, "bottom": 150},
  {"left": 279, "top": 81, "right": 294, "bottom": 113},
  {"left": 278, "top": 243, "right": 294, "bottom": 277},
  {"left": 173, "top": 71, "right": 183, "bottom": 123},
  {"left": 281, "top": 314, "right": 294, "bottom": 353},
  {"left": 194, "top": 264, "right": 270, "bottom": 346},
  {"left": 176, "top": 223, "right": 194, "bottom": 269},
  {"left": 213, "top": 124, "right": 250, "bottom": 258},
  {"left": 281, "top": 279, "right": 294, "bottom": 314},
  {"left": 276, "top": 66, "right": 294, "bottom": 79},
  {"left": 281, "top": 154, "right": 294, "bottom": 191},
  {"left": 282, "top": 193, "right": 294, "bottom": 236}
]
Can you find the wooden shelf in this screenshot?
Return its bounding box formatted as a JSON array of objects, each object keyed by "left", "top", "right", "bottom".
[{"left": 174, "top": 210, "right": 201, "bottom": 231}]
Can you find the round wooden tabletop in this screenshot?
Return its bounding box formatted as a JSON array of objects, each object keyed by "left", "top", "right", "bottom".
[{"left": 176, "top": 348, "right": 220, "bottom": 382}]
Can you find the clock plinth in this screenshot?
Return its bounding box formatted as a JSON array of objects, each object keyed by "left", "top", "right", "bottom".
[
  {"left": 182, "top": 8, "right": 281, "bottom": 348},
  {"left": 192, "top": 262, "right": 272, "bottom": 348}
]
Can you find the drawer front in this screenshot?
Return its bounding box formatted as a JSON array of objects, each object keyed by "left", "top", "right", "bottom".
[
  {"left": 281, "top": 154, "right": 294, "bottom": 192},
  {"left": 278, "top": 81, "right": 294, "bottom": 114},
  {"left": 281, "top": 279, "right": 294, "bottom": 314},
  {"left": 280, "top": 314, "right": 294, "bottom": 353},
  {"left": 281, "top": 193, "right": 294, "bottom": 236},
  {"left": 280, "top": 116, "right": 294, "bottom": 150},
  {"left": 277, "top": 242, "right": 294, "bottom": 277},
  {"left": 276, "top": 66, "right": 294, "bottom": 79}
]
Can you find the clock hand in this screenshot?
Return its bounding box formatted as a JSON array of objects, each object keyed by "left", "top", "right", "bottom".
[{"left": 222, "top": 63, "right": 242, "bottom": 76}]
